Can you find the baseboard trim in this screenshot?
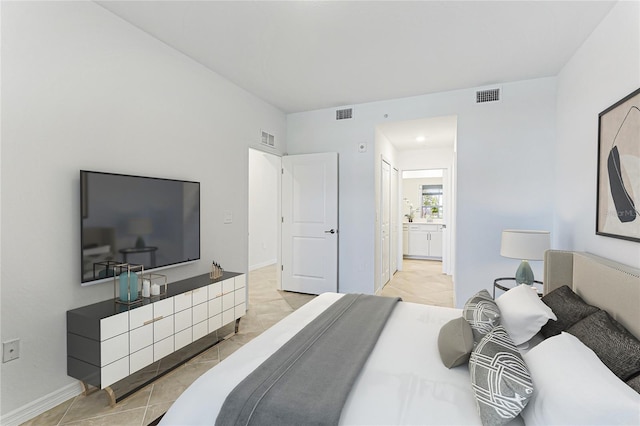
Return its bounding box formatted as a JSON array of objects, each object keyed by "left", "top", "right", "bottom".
[
  {"left": 1, "top": 381, "right": 83, "bottom": 426},
  {"left": 249, "top": 259, "right": 277, "bottom": 271}
]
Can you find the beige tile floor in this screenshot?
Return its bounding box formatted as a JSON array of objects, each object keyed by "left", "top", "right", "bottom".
[
  {"left": 380, "top": 258, "right": 454, "bottom": 307},
  {"left": 23, "top": 259, "right": 452, "bottom": 426}
]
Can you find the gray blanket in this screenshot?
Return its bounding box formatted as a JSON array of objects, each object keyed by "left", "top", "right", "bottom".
[{"left": 215, "top": 293, "right": 401, "bottom": 426}]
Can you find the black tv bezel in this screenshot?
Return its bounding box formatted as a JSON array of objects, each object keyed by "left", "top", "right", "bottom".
[{"left": 80, "top": 169, "right": 201, "bottom": 285}]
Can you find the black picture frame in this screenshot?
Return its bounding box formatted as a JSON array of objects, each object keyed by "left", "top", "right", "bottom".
[{"left": 596, "top": 87, "right": 640, "bottom": 242}]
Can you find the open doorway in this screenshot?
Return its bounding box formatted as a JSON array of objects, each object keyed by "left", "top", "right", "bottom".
[
  {"left": 247, "top": 148, "right": 318, "bottom": 320},
  {"left": 248, "top": 149, "right": 339, "bottom": 295},
  {"left": 401, "top": 168, "right": 453, "bottom": 274},
  {"left": 376, "top": 115, "right": 457, "bottom": 297},
  {"left": 248, "top": 148, "right": 281, "bottom": 285}
]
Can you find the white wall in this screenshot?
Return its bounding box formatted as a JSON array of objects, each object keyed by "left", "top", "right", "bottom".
[
  {"left": 248, "top": 149, "right": 280, "bottom": 270},
  {"left": 555, "top": 0, "right": 640, "bottom": 268},
  {"left": 287, "top": 78, "right": 557, "bottom": 304},
  {"left": 0, "top": 2, "right": 286, "bottom": 418}
]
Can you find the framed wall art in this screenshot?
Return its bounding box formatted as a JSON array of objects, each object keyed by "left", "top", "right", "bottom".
[{"left": 596, "top": 87, "right": 640, "bottom": 242}]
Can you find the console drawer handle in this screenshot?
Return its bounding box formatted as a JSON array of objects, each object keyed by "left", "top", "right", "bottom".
[{"left": 143, "top": 315, "right": 164, "bottom": 325}]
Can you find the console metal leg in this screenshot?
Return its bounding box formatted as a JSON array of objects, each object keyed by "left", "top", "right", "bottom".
[
  {"left": 80, "top": 381, "right": 115, "bottom": 407},
  {"left": 104, "top": 386, "right": 116, "bottom": 407},
  {"left": 80, "top": 381, "right": 99, "bottom": 397},
  {"left": 235, "top": 318, "right": 241, "bottom": 333}
]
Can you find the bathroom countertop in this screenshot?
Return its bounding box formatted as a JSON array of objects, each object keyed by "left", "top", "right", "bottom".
[{"left": 403, "top": 220, "right": 445, "bottom": 225}]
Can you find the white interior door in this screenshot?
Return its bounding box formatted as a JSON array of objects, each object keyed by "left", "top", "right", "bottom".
[
  {"left": 380, "top": 160, "right": 391, "bottom": 290},
  {"left": 281, "top": 153, "right": 338, "bottom": 294}
]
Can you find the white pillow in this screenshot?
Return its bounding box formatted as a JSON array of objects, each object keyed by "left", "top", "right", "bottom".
[
  {"left": 495, "top": 284, "right": 556, "bottom": 345},
  {"left": 522, "top": 332, "right": 640, "bottom": 426}
]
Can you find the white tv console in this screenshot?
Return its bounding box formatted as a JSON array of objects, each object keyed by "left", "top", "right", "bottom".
[{"left": 67, "top": 271, "right": 246, "bottom": 406}]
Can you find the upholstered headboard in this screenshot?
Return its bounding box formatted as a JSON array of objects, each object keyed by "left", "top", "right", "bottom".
[{"left": 544, "top": 250, "right": 640, "bottom": 340}]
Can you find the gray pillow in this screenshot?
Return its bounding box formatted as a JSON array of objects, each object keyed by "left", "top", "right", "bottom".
[
  {"left": 540, "top": 285, "right": 599, "bottom": 337},
  {"left": 567, "top": 310, "right": 640, "bottom": 381},
  {"left": 438, "top": 317, "right": 474, "bottom": 368},
  {"left": 469, "top": 325, "right": 534, "bottom": 425},
  {"left": 463, "top": 290, "right": 501, "bottom": 343}
]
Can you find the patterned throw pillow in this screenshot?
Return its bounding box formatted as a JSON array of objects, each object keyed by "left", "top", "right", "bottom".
[
  {"left": 469, "top": 326, "right": 534, "bottom": 425},
  {"left": 567, "top": 310, "right": 640, "bottom": 381},
  {"left": 539, "top": 285, "right": 598, "bottom": 337},
  {"left": 463, "top": 290, "right": 501, "bottom": 343}
]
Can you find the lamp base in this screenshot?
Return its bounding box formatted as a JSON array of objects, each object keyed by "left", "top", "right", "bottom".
[
  {"left": 515, "top": 260, "right": 534, "bottom": 285},
  {"left": 135, "top": 236, "right": 146, "bottom": 249}
]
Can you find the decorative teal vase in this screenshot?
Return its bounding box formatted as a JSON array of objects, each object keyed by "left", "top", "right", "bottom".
[{"left": 119, "top": 271, "right": 139, "bottom": 302}]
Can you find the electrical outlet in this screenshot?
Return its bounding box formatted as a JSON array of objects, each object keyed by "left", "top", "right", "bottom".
[{"left": 3, "top": 339, "right": 20, "bottom": 363}]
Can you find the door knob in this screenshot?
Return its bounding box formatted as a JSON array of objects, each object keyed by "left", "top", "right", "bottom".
[{"left": 324, "top": 229, "right": 337, "bottom": 234}]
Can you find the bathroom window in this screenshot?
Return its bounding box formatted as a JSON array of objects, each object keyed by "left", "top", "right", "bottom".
[{"left": 422, "top": 185, "right": 443, "bottom": 219}]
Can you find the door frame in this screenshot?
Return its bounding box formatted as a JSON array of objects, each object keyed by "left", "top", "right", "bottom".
[
  {"left": 379, "top": 158, "right": 392, "bottom": 292},
  {"left": 391, "top": 166, "right": 399, "bottom": 276},
  {"left": 398, "top": 167, "right": 453, "bottom": 275}
]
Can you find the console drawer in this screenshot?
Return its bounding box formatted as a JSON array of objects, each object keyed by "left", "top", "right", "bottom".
[{"left": 101, "top": 333, "right": 128, "bottom": 367}]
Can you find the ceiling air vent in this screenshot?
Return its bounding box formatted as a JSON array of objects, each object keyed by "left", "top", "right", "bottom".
[
  {"left": 476, "top": 88, "right": 501, "bottom": 104},
  {"left": 336, "top": 108, "right": 353, "bottom": 120},
  {"left": 261, "top": 130, "right": 275, "bottom": 148}
]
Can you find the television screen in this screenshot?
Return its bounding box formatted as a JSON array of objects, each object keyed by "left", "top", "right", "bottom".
[{"left": 80, "top": 170, "right": 200, "bottom": 284}]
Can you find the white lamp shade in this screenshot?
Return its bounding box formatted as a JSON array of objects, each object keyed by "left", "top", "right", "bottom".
[
  {"left": 500, "top": 229, "right": 550, "bottom": 261},
  {"left": 128, "top": 218, "right": 153, "bottom": 235}
]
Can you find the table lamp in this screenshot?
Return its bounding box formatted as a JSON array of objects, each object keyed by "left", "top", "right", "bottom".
[{"left": 500, "top": 229, "right": 550, "bottom": 285}]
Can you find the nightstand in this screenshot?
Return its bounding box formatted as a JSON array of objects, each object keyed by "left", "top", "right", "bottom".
[{"left": 493, "top": 277, "right": 543, "bottom": 299}]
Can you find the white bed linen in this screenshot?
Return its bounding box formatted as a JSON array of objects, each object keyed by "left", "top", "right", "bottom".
[{"left": 160, "top": 293, "right": 484, "bottom": 425}]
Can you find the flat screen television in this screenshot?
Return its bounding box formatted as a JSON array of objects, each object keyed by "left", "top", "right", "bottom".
[{"left": 80, "top": 170, "right": 200, "bottom": 284}]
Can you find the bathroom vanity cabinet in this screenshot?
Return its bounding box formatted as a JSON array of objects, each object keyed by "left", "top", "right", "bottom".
[{"left": 404, "top": 223, "right": 443, "bottom": 259}]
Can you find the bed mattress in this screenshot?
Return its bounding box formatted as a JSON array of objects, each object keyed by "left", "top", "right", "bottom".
[{"left": 160, "top": 293, "right": 484, "bottom": 425}]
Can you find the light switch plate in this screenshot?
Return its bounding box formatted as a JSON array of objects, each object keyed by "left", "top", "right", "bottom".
[{"left": 3, "top": 339, "right": 20, "bottom": 363}]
